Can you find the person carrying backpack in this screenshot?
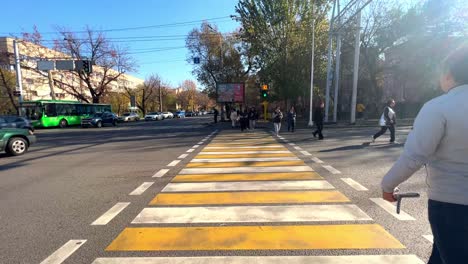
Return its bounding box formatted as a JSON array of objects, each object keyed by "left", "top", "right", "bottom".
[{"left": 272, "top": 106, "right": 283, "bottom": 136}]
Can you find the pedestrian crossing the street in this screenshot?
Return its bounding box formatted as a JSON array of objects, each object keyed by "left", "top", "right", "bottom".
[{"left": 93, "top": 131, "right": 424, "bottom": 264}]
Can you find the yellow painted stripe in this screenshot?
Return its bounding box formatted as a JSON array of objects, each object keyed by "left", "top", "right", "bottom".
[
  {"left": 106, "top": 224, "right": 404, "bottom": 251},
  {"left": 186, "top": 160, "right": 305, "bottom": 168},
  {"left": 208, "top": 143, "right": 279, "bottom": 146},
  {"left": 172, "top": 172, "right": 322, "bottom": 182},
  {"left": 149, "top": 190, "right": 349, "bottom": 205},
  {"left": 202, "top": 147, "right": 286, "bottom": 152},
  {"left": 197, "top": 153, "right": 295, "bottom": 158}
]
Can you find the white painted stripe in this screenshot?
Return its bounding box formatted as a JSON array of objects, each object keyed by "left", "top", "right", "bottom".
[
  {"left": 288, "top": 143, "right": 296, "bottom": 146},
  {"left": 92, "top": 255, "right": 425, "bottom": 264},
  {"left": 178, "top": 154, "right": 189, "bottom": 159},
  {"left": 129, "top": 182, "right": 154, "bottom": 195},
  {"left": 205, "top": 145, "right": 283, "bottom": 149},
  {"left": 278, "top": 136, "right": 285, "bottom": 139},
  {"left": 152, "top": 169, "right": 170, "bottom": 178},
  {"left": 293, "top": 146, "right": 303, "bottom": 150},
  {"left": 162, "top": 180, "right": 333, "bottom": 192},
  {"left": 91, "top": 202, "right": 130, "bottom": 225},
  {"left": 191, "top": 157, "right": 300, "bottom": 163},
  {"left": 423, "top": 235, "right": 434, "bottom": 243},
  {"left": 201, "top": 139, "right": 207, "bottom": 142},
  {"left": 197, "top": 141, "right": 204, "bottom": 144},
  {"left": 370, "top": 198, "right": 416, "bottom": 221},
  {"left": 132, "top": 204, "right": 372, "bottom": 224},
  {"left": 200, "top": 151, "right": 291, "bottom": 154},
  {"left": 186, "top": 149, "right": 195, "bottom": 153},
  {"left": 341, "top": 178, "right": 368, "bottom": 191},
  {"left": 300, "top": 150, "right": 312, "bottom": 156},
  {"left": 167, "top": 160, "right": 181, "bottom": 167},
  {"left": 322, "top": 165, "right": 341, "bottom": 174},
  {"left": 311, "top": 157, "right": 324, "bottom": 163},
  {"left": 193, "top": 144, "right": 200, "bottom": 148},
  {"left": 180, "top": 166, "right": 313, "bottom": 174},
  {"left": 283, "top": 140, "right": 290, "bottom": 143},
  {"left": 40, "top": 240, "right": 87, "bottom": 264}
]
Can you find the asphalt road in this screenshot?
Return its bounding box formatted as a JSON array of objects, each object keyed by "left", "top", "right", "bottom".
[{"left": 0, "top": 118, "right": 433, "bottom": 263}]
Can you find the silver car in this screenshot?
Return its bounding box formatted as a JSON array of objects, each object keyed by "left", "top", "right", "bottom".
[
  {"left": 144, "top": 112, "right": 162, "bottom": 121},
  {"left": 118, "top": 112, "right": 140, "bottom": 122},
  {"left": 161, "top": 112, "right": 174, "bottom": 119}
]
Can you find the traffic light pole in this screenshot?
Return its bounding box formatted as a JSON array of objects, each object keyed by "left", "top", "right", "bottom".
[
  {"left": 308, "top": 0, "right": 316, "bottom": 127},
  {"left": 13, "top": 39, "right": 24, "bottom": 115}
]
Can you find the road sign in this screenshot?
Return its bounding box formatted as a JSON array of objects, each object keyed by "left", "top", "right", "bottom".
[
  {"left": 55, "top": 60, "right": 75, "bottom": 71},
  {"left": 193, "top": 57, "right": 200, "bottom": 64},
  {"left": 130, "top": 95, "right": 136, "bottom": 107},
  {"left": 13, "top": 90, "right": 21, "bottom": 96},
  {"left": 37, "top": 61, "right": 55, "bottom": 71}
]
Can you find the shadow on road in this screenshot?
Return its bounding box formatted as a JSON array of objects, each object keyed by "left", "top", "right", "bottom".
[{"left": 319, "top": 142, "right": 403, "bottom": 152}]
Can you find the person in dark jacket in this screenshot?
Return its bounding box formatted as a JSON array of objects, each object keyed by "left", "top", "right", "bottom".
[
  {"left": 313, "top": 101, "right": 324, "bottom": 140},
  {"left": 248, "top": 107, "right": 258, "bottom": 131},
  {"left": 240, "top": 108, "right": 249, "bottom": 132},
  {"left": 213, "top": 108, "right": 219, "bottom": 124},
  {"left": 287, "top": 106, "right": 296, "bottom": 132},
  {"left": 372, "top": 99, "right": 396, "bottom": 143}
]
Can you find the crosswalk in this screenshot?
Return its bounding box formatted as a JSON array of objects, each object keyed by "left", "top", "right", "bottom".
[{"left": 93, "top": 131, "right": 424, "bottom": 264}]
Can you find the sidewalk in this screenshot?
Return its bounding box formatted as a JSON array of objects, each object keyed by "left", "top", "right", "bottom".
[{"left": 206, "top": 118, "right": 415, "bottom": 131}]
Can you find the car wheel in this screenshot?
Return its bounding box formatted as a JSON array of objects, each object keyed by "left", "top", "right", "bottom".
[
  {"left": 7, "top": 137, "right": 28, "bottom": 156},
  {"left": 112, "top": 120, "right": 117, "bottom": 126},
  {"left": 59, "top": 119, "right": 68, "bottom": 128},
  {"left": 96, "top": 121, "right": 102, "bottom": 128}
]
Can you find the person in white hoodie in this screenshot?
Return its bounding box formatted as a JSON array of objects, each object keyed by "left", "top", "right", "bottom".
[
  {"left": 230, "top": 109, "right": 238, "bottom": 128},
  {"left": 381, "top": 45, "right": 468, "bottom": 264},
  {"left": 372, "top": 99, "right": 397, "bottom": 143}
]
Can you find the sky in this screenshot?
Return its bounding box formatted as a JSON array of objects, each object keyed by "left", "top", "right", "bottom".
[{"left": 0, "top": 0, "right": 241, "bottom": 87}]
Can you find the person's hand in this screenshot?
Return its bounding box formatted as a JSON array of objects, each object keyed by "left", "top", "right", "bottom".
[{"left": 383, "top": 191, "right": 397, "bottom": 202}]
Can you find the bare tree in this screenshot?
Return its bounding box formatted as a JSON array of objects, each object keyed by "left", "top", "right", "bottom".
[
  {"left": 124, "top": 75, "right": 160, "bottom": 115},
  {"left": 52, "top": 27, "right": 136, "bottom": 103}
]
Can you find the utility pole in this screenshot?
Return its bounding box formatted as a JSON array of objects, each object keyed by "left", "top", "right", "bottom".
[
  {"left": 13, "top": 39, "right": 24, "bottom": 115},
  {"left": 350, "top": 11, "right": 362, "bottom": 124},
  {"left": 333, "top": 0, "right": 341, "bottom": 123},
  {"left": 308, "top": 0, "right": 316, "bottom": 127},
  {"left": 159, "top": 81, "right": 163, "bottom": 112},
  {"left": 47, "top": 70, "right": 57, "bottom": 100},
  {"left": 324, "top": 0, "right": 337, "bottom": 122}
]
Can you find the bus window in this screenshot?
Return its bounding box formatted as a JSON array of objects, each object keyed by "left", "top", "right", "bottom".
[{"left": 45, "top": 104, "right": 57, "bottom": 117}]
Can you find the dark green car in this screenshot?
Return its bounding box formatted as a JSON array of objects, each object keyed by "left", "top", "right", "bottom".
[{"left": 0, "top": 128, "right": 36, "bottom": 156}]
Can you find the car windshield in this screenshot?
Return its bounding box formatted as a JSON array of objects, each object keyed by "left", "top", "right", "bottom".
[
  {"left": 123, "top": 113, "right": 130, "bottom": 116},
  {"left": 148, "top": 112, "right": 158, "bottom": 115},
  {"left": 93, "top": 113, "right": 103, "bottom": 117}
]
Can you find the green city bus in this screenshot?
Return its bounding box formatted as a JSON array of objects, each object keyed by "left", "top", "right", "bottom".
[{"left": 20, "top": 100, "right": 112, "bottom": 128}]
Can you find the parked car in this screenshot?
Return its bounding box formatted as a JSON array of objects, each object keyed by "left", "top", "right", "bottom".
[
  {"left": 0, "top": 116, "right": 34, "bottom": 131},
  {"left": 200, "top": 110, "right": 208, "bottom": 115},
  {"left": 144, "top": 112, "right": 163, "bottom": 121},
  {"left": 161, "top": 112, "right": 174, "bottom": 119},
  {"left": 186, "top": 111, "right": 195, "bottom": 117},
  {"left": 0, "top": 127, "right": 36, "bottom": 156},
  {"left": 118, "top": 112, "right": 140, "bottom": 122},
  {"left": 175, "top": 111, "right": 186, "bottom": 118},
  {"left": 81, "top": 112, "right": 118, "bottom": 128}
]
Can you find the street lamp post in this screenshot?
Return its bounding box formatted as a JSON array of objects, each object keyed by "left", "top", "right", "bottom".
[{"left": 308, "top": 0, "right": 316, "bottom": 127}]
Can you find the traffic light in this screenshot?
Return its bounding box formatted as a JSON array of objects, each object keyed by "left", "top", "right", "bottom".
[
  {"left": 82, "top": 60, "right": 92, "bottom": 74},
  {"left": 260, "top": 84, "right": 269, "bottom": 99}
]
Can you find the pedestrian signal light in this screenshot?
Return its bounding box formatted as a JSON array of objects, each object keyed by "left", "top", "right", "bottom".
[
  {"left": 261, "top": 90, "right": 269, "bottom": 98},
  {"left": 262, "top": 84, "right": 268, "bottom": 90}
]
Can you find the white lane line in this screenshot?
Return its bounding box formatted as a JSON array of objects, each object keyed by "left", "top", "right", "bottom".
[
  {"left": 423, "top": 235, "right": 434, "bottom": 243},
  {"left": 152, "top": 169, "right": 170, "bottom": 178},
  {"left": 129, "top": 182, "right": 154, "bottom": 196},
  {"left": 278, "top": 136, "right": 285, "bottom": 139},
  {"left": 193, "top": 144, "right": 200, "bottom": 148},
  {"left": 201, "top": 138, "right": 207, "bottom": 142},
  {"left": 200, "top": 151, "right": 291, "bottom": 154},
  {"left": 178, "top": 153, "right": 189, "bottom": 159},
  {"left": 283, "top": 140, "right": 290, "bottom": 143},
  {"left": 370, "top": 198, "right": 416, "bottom": 221},
  {"left": 300, "top": 150, "right": 312, "bottom": 156},
  {"left": 167, "top": 160, "right": 181, "bottom": 167},
  {"left": 288, "top": 143, "right": 296, "bottom": 146},
  {"left": 92, "top": 255, "right": 425, "bottom": 264},
  {"left": 180, "top": 166, "right": 313, "bottom": 174},
  {"left": 191, "top": 157, "right": 300, "bottom": 163},
  {"left": 132, "top": 204, "right": 372, "bottom": 224},
  {"left": 205, "top": 145, "right": 283, "bottom": 149},
  {"left": 311, "top": 157, "right": 324, "bottom": 163},
  {"left": 186, "top": 149, "right": 195, "bottom": 153},
  {"left": 40, "top": 240, "right": 87, "bottom": 264},
  {"left": 341, "top": 178, "right": 368, "bottom": 191},
  {"left": 293, "top": 146, "right": 303, "bottom": 150},
  {"left": 162, "top": 180, "right": 333, "bottom": 192},
  {"left": 91, "top": 202, "right": 130, "bottom": 225},
  {"left": 322, "top": 165, "right": 341, "bottom": 174},
  {"left": 197, "top": 141, "right": 204, "bottom": 145}
]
